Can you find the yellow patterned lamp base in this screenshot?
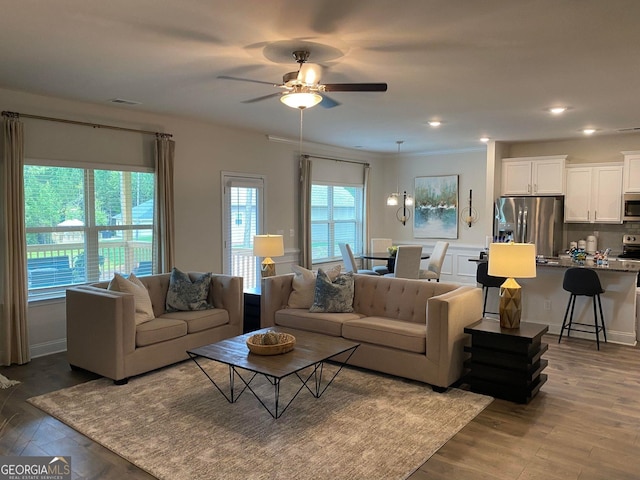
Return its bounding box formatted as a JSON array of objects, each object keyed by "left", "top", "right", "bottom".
[
  {"left": 499, "top": 278, "right": 522, "bottom": 329},
  {"left": 260, "top": 258, "right": 276, "bottom": 278}
]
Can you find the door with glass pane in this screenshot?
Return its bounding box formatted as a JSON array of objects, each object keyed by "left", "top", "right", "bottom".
[{"left": 222, "top": 174, "right": 265, "bottom": 290}]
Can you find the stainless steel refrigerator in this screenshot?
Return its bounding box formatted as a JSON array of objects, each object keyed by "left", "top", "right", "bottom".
[{"left": 494, "top": 196, "right": 564, "bottom": 257}]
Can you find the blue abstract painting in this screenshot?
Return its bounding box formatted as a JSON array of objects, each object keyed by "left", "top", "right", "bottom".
[{"left": 413, "top": 175, "right": 458, "bottom": 239}]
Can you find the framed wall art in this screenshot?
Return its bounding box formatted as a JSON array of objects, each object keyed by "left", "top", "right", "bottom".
[{"left": 413, "top": 174, "right": 459, "bottom": 239}]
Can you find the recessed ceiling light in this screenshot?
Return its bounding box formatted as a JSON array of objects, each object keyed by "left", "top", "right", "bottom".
[
  {"left": 428, "top": 121, "right": 442, "bottom": 127},
  {"left": 583, "top": 128, "right": 596, "bottom": 135},
  {"left": 549, "top": 107, "right": 567, "bottom": 115},
  {"left": 480, "top": 137, "right": 490, "bottom": 143}
]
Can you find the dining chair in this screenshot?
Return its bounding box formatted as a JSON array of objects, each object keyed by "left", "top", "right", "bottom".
[
  {"left": 370, "top": 237, "right": 393, "bottom": 275},
  {"left": 384, "top": 245, "right": 423, "bottom": 279},
  {"left": 339, "top": 243, "right": 378, "bottom": 275},
  {"left": 419, "top": 241, "right": 449, "bottom": 281}
]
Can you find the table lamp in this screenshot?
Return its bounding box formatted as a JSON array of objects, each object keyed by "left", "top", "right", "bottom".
[
  {"left": 253, "top": 234, "right": 284, "bottom": 278},
  {"left": 488, "top": 242, "right": 537, "bottom": 329}
]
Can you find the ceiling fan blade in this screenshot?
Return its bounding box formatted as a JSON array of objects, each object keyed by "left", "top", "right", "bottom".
[
  {"left": 322, "top": 83, "right": 388, "bottom": 92},
  {"left": 241, "top": 92, "right": 282, "bottom": 104},
  {"left": 218, "top": 75, "right": 278, "bottom": 87},
  {"left": 320, "top": 95, "right": 341, "bottom": 109}
]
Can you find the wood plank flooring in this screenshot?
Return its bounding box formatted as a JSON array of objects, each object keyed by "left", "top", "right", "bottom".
[{"left": 1, "top": 334, "right": 639, "bottom": 479}]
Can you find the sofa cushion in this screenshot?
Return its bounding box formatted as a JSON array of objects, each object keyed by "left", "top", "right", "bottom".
[
  {"left": 107, "top": 272, "right": 155, "bottom": 325},
  {"left": 309, "top": 270, "right": 355, "bottom": 313},
  {"left": 166, "top": 268, "right": 213, "bottom": 312},
  {"left": 274, "top": 308, "right": 363, "bottom": 337},
  {"left": 288, "top": 264, "right": 341, "bottom": 309},
  {"left": 342, "top": 317, "right": 427, "bottom": 353},
  {"left": 136, "top": 318, "right": 188, "bottom": 347},
  {"left": 162, "top": 308, "right": 229, "bottom": 333}
]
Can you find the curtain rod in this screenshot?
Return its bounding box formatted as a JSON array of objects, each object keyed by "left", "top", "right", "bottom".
[
  {"left": 1, "top": 111, "right": 172, "bottom": 138},
  {"left": 302, "top": 154, "right": 369, "bottom": 167}
]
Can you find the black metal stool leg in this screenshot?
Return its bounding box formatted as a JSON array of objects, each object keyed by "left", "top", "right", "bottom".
[
  {"left": 597, "top": 294, "right": 607, "bottom": 343},
  {"left": 482, "top": 286, "right": 488, "bottom": 317},
  {"left": 567, "top": 295, "right": 577, "bottom": 338},
  {"left": 559, "top": 294, "right": 573, "bottom": 343},
  {"left": 592, "top": 296, "right": 600, "bottom": 350}
]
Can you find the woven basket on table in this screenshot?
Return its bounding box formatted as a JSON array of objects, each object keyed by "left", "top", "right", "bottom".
[{"left": 246, "top": 332, "right": 296, "bottom": 355}]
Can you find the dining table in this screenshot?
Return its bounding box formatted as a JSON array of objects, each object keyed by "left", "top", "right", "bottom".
[{"left": 361, "top": 251, "right": 430, "bottom": 274}]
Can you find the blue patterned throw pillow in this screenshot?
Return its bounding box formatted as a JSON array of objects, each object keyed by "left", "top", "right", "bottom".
[
  {"left": 309, "top": 269, "right": 355, "bottom": 313},
  {"left": 165, "top": 268, "right": 213, "bottom": 312}
]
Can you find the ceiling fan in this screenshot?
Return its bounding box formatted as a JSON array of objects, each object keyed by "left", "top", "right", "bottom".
[{"left": 218, "top": 50, "right": 387, "bottom": 109}]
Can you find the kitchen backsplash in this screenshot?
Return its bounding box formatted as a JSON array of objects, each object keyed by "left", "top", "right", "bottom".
[{"left": 563, "top": 222, "right": 640, "bottom": 255}]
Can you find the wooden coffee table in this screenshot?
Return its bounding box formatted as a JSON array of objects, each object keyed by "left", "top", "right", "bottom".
[{"left": 187, "top": 328, "right": 359, "bottom": 418}]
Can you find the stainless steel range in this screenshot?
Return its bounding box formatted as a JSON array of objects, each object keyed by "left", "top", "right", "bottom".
[{"left": 619, "top": 235, "right": 640, "bottom": 260}]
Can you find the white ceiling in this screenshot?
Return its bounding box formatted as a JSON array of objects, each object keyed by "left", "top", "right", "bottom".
[{"left": 2, "top": 0, "right": 640, "bottom": 154}]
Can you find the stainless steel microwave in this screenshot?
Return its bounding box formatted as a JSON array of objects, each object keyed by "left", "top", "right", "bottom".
[{"left": 623, "top": 194, "right": 640, "bottom": 221}]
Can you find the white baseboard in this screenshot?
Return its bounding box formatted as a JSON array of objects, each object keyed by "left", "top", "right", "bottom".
[{"left": 31, "top": 339, "right": 67, "bottom": 358}]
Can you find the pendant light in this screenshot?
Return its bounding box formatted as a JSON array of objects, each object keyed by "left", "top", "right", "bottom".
[{"left": 386, "top": 141, "right": 414, "bottom": 225}]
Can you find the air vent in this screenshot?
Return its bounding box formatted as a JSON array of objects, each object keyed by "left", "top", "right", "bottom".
[
  {"left": 617, "top": 127, "right": 640, "bottom": 133},
  {"left": 108, "top": 98, "right": 141, "bottom": 106}
]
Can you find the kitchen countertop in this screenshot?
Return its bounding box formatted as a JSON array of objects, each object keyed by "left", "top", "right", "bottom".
[
  {"left": 535, "top": 257, "right": 640, "bottom": 273},
  {"left": 471, "top": 256, "right": 640, "bottom": 273}
]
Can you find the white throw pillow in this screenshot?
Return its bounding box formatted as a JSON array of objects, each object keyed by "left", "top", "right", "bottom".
[
  {"left": 288, "top": 264, "right": 341, "bottom": 309},
  {"left": 107, "top": 272, "right": 155, "bottom": 325}
]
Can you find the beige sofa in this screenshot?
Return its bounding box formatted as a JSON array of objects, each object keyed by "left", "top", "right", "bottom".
[
  {"left": 261, "top": 273, "right": 482, "bottom": 390},
  {"left": 66, "top": 272, "right": 243, "bottom": 384}
]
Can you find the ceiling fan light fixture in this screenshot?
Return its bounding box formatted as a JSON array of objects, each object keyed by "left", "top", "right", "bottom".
[{"left": 280, "top": 92, "right": 322, "bottom": 109}]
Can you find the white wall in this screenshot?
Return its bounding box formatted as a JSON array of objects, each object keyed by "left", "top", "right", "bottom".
[{"left": 0, "top": 86, "right": 385, "bottom": 356}]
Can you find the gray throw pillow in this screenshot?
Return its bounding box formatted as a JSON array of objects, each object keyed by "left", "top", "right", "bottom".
[
  {"left": 165, "top": 268, "right": 213, "bottom": 312},
  {"left": 309, "top": 269, "right": 355, "bottom": 313}
]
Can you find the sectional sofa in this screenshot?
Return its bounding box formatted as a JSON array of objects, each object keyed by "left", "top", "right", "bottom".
[{"left": 261, "top": 273, "right": 483, "bottom": 390}]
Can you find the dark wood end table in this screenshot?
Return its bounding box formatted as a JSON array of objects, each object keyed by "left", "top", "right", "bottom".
[{"left": 464, "top": 318, "right": 548, "bottom": 404}]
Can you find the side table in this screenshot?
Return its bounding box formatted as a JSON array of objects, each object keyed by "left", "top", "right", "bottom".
[
  {"left": 243, "top": 287, "right": 261, "bottom": 333},
  {"left": 464, "top": 318, "right": 548, "bottom": 403}
]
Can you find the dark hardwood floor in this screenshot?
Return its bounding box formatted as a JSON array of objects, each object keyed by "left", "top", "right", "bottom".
[{"left": 1, "top": 334, "right": 639, "bottom": 479}]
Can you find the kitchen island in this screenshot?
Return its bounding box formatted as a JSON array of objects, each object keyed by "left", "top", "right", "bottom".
[{"left": 480, "top": 257, "right": 639, "bottom": 346}]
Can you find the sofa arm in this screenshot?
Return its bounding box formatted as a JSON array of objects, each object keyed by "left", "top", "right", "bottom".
[
  {"left": 209, "top": 274, "right": 243, "bottom": 332},
  {"left": 426, "top": 286, "right": 483, "bottom": 388},
  {"left": 260, "top": 273, "right": 295, "bottom": 328},
  {"left": 66, "top": 285, "right": 137, "bottom": 381}
]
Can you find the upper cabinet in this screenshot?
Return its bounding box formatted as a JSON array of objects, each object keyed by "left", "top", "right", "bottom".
[
  {"left": 622, "top": 151, "right": 640, "bottom": 193},
  {"left": 501, "top": 155, "right": 566, "bottom": 195},
  {"left": 565, "top": 163, "right": 623, "bottom": 223}
]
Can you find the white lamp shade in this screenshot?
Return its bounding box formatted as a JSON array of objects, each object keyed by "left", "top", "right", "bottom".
[
  {"left": 280, "top": 92, "right": 322, "bottom": 109},
  {"left": 253, "top": 234, "right": 284, "bottom": 257},
  {"left": 386, "top": 193, "right": 399, "bottom": 206},
  {"left": 488, "top": 242, "right": 537, "bottom": 278}
]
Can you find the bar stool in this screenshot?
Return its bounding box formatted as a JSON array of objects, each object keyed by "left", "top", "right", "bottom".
[
  {"left": 559, "top": 267, "right": 607, "bottom": 350},
  {"left": 476, "top": 261, "right": 505, "bottom": 317}
]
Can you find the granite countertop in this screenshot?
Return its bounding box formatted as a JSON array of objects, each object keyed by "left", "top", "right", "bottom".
[
  {"left": 535, "top": 257, "right": 640, "bottom": 273},
  {"left": 471, "top": 255, "right": 640, "bottom": 273}
]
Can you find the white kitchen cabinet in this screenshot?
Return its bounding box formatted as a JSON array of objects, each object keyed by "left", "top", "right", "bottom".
[
  {"left": 565, "top": 164, "right": 623, "bottom": 223},
  {"left": 622, "top": 150, "right": 640, "bottom": 193},
  {"left": 501, "top": 155, "right": 566, "bottom": 195}
]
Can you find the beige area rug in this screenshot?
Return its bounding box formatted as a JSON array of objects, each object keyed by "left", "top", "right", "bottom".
[{"left": 28, "top": 360, "right": 492, "bottom": 480}]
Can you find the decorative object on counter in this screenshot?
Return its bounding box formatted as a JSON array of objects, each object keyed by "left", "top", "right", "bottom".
[
  {"left": 387, "top": 245, "right": 398, "bottom": 257},
  {"left": 488, "top": 242, "right": 537, "bottom": 329},
  {"left": 568, "top": 246, "right": 587, "bottom": 265},
  {"left": 593, "top": 248, "right": 611, "bottom": 266}
]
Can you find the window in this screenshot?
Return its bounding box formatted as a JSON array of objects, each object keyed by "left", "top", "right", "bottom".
[
  {"left": 24, "top": 164, "right": 155, "bottom": 299},
  {"left": 311, "top": 183, "right": 364, "bottom": 263}
]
